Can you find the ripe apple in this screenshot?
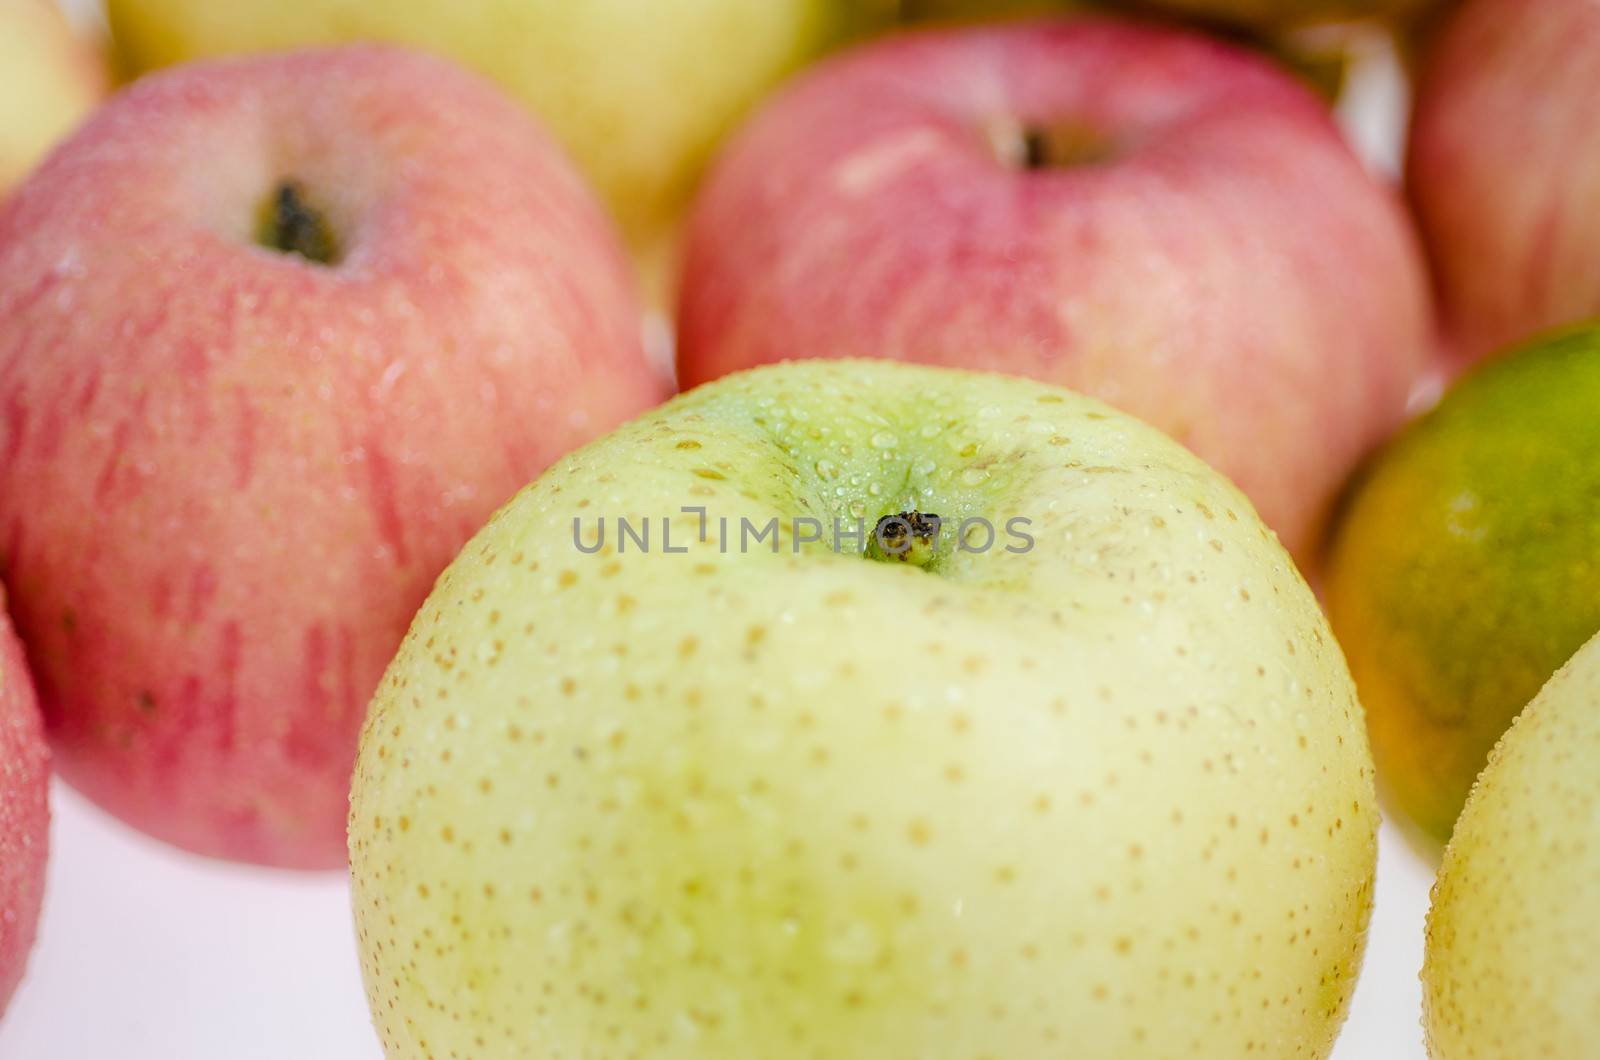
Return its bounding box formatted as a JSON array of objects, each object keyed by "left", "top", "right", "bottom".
[
  {"left": 350, "top": 360, "right": 1380, "bottom": 1059},
  {"left": 1408, "top": 0, "right": 1600, "bottom": 364},
  {"left": 0, "top": 587, "right": 47, "bottom": 1019},
  {"left": 0, "top": 0, "right": 108, "bottom": 193},
  {"left": 1423, "top": 631, "right": 1600, "bottom": 1058},
  {"left": 0, "top": 46, "right": 669, "bottom": 868},
  {"left": 676, "top": 19, "right": 1433, "bottom": 564},
  {"left": 104, "top": 0, "right": 876, "bottom": 258}
]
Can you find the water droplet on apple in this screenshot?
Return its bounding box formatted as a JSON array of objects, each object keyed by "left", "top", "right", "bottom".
[
  {"left": 815, "top": 459, "right": 840, "bottom": 480},
  {"left": 960, "top": 467, "right": 989, "bottom": 486},
  {"left": 870, "top": 430, "right": 897, "bottom": 449}
]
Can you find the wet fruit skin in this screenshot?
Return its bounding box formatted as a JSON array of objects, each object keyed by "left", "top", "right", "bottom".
[
  {"left": 1324, "top": 325, "right": 1600, "bottom": 842},
  {"left": 0, "top": 587, "right": 49, "bottom": 1018},
  {"left": 351, "top": 359, "right": 1378, "bottom": 1059},
  {"left": 1423, "top": 631, "right": 1600, "bottom": 1060}
]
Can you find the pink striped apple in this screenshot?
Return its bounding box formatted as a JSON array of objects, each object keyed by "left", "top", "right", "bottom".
[
  {"left": 1408, "top": 0, "right": 1600, "bottom": 364},
  {"left": 678, "top": 18, "right": 1433, "bottom": 563},
  {"left": 0, "top": 587, "right": 47, "bottom": 1017},
  {"left": 0, "top": 47, "right": 669, "bottom": 868}
]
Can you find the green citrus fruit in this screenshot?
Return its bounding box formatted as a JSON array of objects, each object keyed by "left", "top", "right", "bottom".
[{"left": 1325, "top": 324, "right": 1600, "bottom": 841}]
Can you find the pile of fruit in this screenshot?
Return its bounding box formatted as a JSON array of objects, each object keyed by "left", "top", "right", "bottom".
[{"left": 1, "top": 0, "right": 1597, "bottom": 1056}]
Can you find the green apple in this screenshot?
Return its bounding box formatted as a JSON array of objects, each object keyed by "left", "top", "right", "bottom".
[
  {"left": 350, "top": 360, "right": 1379, "bottom": 1058},
  {"left": 1424, "top": 631, "right": 1600, "bottom": 1058},
  {"left": 104, "top": 0, "right": 872, "bottom": 255}
]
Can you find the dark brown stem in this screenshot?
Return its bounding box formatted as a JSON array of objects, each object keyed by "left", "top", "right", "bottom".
[
  {"left": 867, "top": 511, "right": 942, "bottom": 567},
  {"left": 257, "top": 180, "right": 340, "bottom": 265}
]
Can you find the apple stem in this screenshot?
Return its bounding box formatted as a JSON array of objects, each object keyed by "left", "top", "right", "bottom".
[
  {"left": 866, "top": 511, "right": 941, "bottom": 567},
  {"left": 257, "top": 180, "right": 340, "bottom": 265},
  {"left": 987, "top": 117, "right": 1114, "bottom": 171},
  {"left": 1022, "top": 129, "right": 1054, "bottom": 170}
]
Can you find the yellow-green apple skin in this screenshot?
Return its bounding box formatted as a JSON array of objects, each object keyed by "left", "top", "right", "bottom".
[
  {"left": 104, "top": 0, "right": 869, "bottom": 251},
  {"left": 0, "top": 0, "right": 108, "bottom": 193},
  {"left": 350, "top": 360, "right": 1379, "bottom": 1059},
  {"left": 1423, "top": 631, "right": 1600, "bottom": 1059}
]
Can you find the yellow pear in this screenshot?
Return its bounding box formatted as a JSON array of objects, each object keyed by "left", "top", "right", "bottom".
[
  {"left": 351, "top": 360, "right": 1378, "bottom": 1058},
  {"left": 106, "top": 0, "right": 873, "bottom": 252},
  {"left": 0, "top": 0, "right": 107, "bottom": 192},
  {"left": 1424, "top": 631, "right": 1600, "bottom": 1059}
]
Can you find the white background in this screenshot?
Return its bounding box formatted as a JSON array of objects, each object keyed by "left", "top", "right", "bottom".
[{"left": 2, "top": 3, "right": 1433, "bottom": 1058}]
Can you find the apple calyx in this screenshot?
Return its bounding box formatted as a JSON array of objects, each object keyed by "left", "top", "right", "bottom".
[
  {"left": 256, "top": 180, "right": 340, "bottom": 265},
  {"left": 866, "top": 510, "right": 941, "bottom": 567}
]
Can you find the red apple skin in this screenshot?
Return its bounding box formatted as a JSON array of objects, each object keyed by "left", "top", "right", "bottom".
[
  {"left": 0, "top": 47, "right": 669, "bottom": 868},
  {"left": 678, "top": 18, "right": 1432, "bottom": 562},
  {"left": 1408, "top": 0, "right": 1600, "bottom": 365},
  {"left": 0, "top": 587, "right": 48, "bottom": 1017}
]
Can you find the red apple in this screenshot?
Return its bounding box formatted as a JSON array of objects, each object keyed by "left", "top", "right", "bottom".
[
  {"left": 0, "top": 586, "right": 48, "bottom": 1017},
  {"left": 677, "top": 17, "right": 1433, "bottom": 562},
  {"left": 0, "top": 46, "right": 669, "bottom": 868},
  {"left": 1408, "top": 0, "right": 1600, "bottom": 364}
]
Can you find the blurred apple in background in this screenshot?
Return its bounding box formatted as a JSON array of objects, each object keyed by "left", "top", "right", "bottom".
[
  {"left": 103, "top": 0, "right": 879, "bottom": 277},
  {"left": 1325, "top": 325, "right": 1600, "bottom": 841},
  {"left": 1408, "top": 0, "right": 1600, "bottom": 365},
  {"left": 0, "top": 0, "right": 108, "bottom": 194},
  {"left": 1103, "top": 0, "right": 1434, "bottom": 29},
  {"left": 0, "top": 45, "right": 669, "bottom": 868},
  {"left": 351, "top": 359, "right": 1379, "bottom": 1059},
  {"left": 0, "top": 588, "right": 48, "bottom": 1019},
  {"left": 894, "top": 0, "right": 1081, "bottom": 22},
  {"left": 1422, "top": 631, "right": 1600, "bottom": 1059},
  {"left": 677, "top": 18, "right": 1432, "bottom": 564}
]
